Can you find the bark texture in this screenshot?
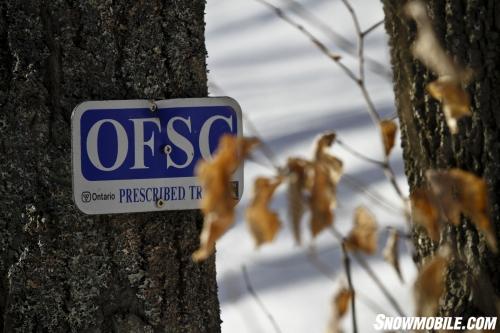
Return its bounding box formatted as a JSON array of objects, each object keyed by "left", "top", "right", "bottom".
[
  {"left": 0, "top": 1, "right": 220, "bottom": 332},
  {"left": 383, "top": 0, "right": 500, "bottom": 319}
]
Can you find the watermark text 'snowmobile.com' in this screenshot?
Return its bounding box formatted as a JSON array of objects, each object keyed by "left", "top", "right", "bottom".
[{"left": 373, "top": 314, "right": 497, "bottom": 331}]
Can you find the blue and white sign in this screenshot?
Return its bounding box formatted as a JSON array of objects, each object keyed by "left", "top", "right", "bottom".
[{"left": 72, "top": 98, "right": 243, "bottom": 214}]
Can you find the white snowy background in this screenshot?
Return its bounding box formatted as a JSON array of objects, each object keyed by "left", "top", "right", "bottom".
[{"left": 205, "top": 0, "right": 417, "bottom": 332}]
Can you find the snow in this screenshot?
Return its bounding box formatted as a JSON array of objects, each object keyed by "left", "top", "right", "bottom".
[{"left": 205, "top": 0, "right": 417, "bottom": 332}]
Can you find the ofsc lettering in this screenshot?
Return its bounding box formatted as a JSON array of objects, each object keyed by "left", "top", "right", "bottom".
[{"left": 85, "top": 114, "right": 233, "bottom": 171}]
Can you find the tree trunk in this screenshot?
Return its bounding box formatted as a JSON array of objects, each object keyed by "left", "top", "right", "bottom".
[
  {"left": 383, "top": 0, "right": 500, "bottom": 318},
  {"left": 0, "top": 1, "right": 220, "bottom": 332}
]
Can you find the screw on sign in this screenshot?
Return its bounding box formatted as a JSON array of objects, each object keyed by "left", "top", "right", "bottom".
[
  {"left": 163, "top": 145, "right": 173, "bottom": 155},
  {"left": 71, "top": 97, "right": 244, "bottom": 215}
]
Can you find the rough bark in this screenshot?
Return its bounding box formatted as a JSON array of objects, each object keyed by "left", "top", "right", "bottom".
[
  {"left": 0, "top": 1, "right": 220, "bottom": 332},
  {"left": 383, "top": 0, "right": 500, "bottom": 319}
]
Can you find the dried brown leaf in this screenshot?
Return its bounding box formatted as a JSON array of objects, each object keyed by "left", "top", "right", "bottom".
[
  {"left": 310, "top": 133, "right": 343, "bottom": 238},
  {"left": 380, "top": 120, "right": 398, "bottom": 156},
  {"left": 410, "top": 188, "right": 441, "bottom": 241},
  {"left": 405, "top": 1, "right": 469, "bottom": 81},
  {"left": 426, "top": 169, "right": 497, "bottom": 252},
  {"left": 193, "top": 135, "right": 260, "bottom": 261},
  {"left": 334, "top": 287, "right": 352, "bottom": 319},
  {"left": 345, "top": 206, "right": 378, "bottom": 254},
  {"left": 246, "top": 176, "right": 283, "bottom": 247},
  {"left": 406, "top": 1, "right": 473, "bottom": 134},
  {"left": 314, "top": 132, "right": 337, "bottom": 161},
  {"left": 287, "top": 158, "right": 313, "bottom": 245},
  {"left": 321, "top": 154, "right": 343, "bottom": 186},
  {"left": 327, "top": 286, "right": 352, "bottom": 333},
  {"left": 314, "top": 132, "right": 343, "bottom": 186},
  {"left": 192, "top": 213, "right": 234, "bottom": 262},
  {"left": 314, "top": 132, "right": 344, "bottom": 183},
  {"left": 383, "top": 229, "right": 403, "bottom": 282},
  {"left": 427, "top": 79, "right": 471, "bottom": 134},
  {"left": 310, "top": 164, "right": 335, "bottom": 237},
  {"left": 414, "top": 248, "right": 449, "bottom": 317}
]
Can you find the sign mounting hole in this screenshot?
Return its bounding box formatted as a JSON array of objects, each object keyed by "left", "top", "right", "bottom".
[{"left": 156, "top": 199, "right": 166, "bottom": 208}]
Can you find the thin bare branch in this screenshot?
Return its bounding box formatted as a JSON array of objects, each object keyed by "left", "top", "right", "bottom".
[
  {"left": 242, "top": 265, "right": 283, "bottom": 333},
  {"left": 362, "top": 19, "right": 384, "bottom": 37},
  {"left": 336, "top": 139, "right": 407, "bottom": 208},
  {"left": 340, "top": 0, "right": 363, "bottom": 76},
  {"left": 336, "top": 138, "right": 385, "bottom": 166},
  {"left": 331, "top": 228, "right": 407, "bottom": 317},
  {"left": 340, "top": 174, "right": 405, "bottom": 216},
  {"left": 382, "top": 162, "right": 407, "bottom": 202},
  {"left": 255, "top": 0, "right": 358, "bottom": 82},
  {"left": 351, "top": 250, "right": 407, "bottom": 317},
  {"left": 307, "top": 245, "right": 390, "bottom": 316},
  {"left": 341, "top": 242, "right": 358, "bottom": 333},
  {"left": 340, "top": 0, "right": 407, "bottom": 206},
  {"left": 247, "top": 153, "right": 280, "bottom": 171},
  {"left": 341, "top": 0, "right": 380, "bottom": 124},
  {"left": 307, "top": 245, "right": 338, "bottom": 281},
  {"left": 388, "top": 112, "right": 399, "bottom": 121},
  {"left": 335, "top": 137, "right": 409, "bottom": 214},
  {"left": 279, "top": 0, "right": 391, "bottom": 79}
]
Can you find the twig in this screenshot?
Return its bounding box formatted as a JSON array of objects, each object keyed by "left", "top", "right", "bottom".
[
  {"left": 340, "top": 0, "right": 379, "bottom": 123},
  {"left": 340, "top": 0, "right": 408, "bottom": 206},
  {"left": 331, "top": 228, "right": 407, "bottom": 317},
  {"left": 389, "top": 111, "right": 399, "bottom": 121},
  {"left": 341, "top": 242, "right": 358, "bottom": 333},
  {"left": 279, "top": 0, "right": 391, "bottom": 79},
  {"left": 242, "top": 265, "right": 283, "bottom": 333},
  {"left": 382, "top": 163, "right": 407, "bottom": 203},
  {"left": 362, "top": 19, "right": 384, "bottom": 37},
  {"left": 340, "top": 174, "right": 405, "bottom": 216},
  {"left": 341, "top": 0, "right": 363, "bottom": 76},
  {"left": 351, "top": 251, "right": 407, "bottom": 317},
  {"left": 336, "top": 137, "right": 407, "bottom": 208},
  {"left": 336, "top": 138, "right": 385, "bottom": 166},
  {"left": 307, "top": 246, "right": 390, "bottom": 316},
  {"left": 252, "top": 0, "right": 408, "bottom": 208},
  {"left": 307, "top": 244, "right": 338, "bottom": 280},
  {"left": 255, "top": 0, "right": 358, "bottom": 82},
  {"left": 256, "top": 0, "right": 407, "bottom": 204}
]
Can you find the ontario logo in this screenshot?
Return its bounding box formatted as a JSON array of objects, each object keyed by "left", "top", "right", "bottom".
[{"left": 81, "top": 191, "right": 115, "bottom": 203}]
